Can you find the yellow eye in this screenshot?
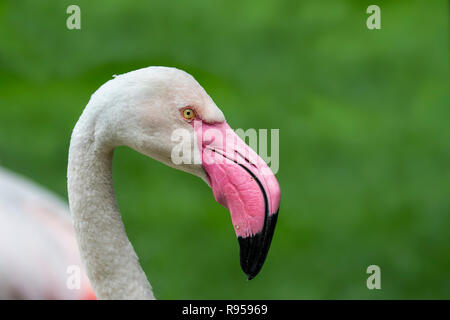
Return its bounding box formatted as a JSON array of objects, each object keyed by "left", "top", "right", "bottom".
[{"left": 182, "top": 108, "right": 195, "bottom": 121}]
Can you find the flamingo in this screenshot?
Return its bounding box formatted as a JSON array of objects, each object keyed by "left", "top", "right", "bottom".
[
  {"left": 0, "top": 167, "right": 95, "bottom": 299},
  {"left": 68, "top": 66, "right": 281, "bottom": 299}
]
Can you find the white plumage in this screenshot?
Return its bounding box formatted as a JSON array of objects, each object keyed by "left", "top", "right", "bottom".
[{"left": 0, "top": 167, "right": 94, "bottom": 299}]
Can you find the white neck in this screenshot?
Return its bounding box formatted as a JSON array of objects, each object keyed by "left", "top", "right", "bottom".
[{"left": 68, "top": 115, "right": 154, "bottom": 300}]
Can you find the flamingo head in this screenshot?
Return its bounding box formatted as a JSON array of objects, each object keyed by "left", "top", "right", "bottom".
[{"left": 88, "top": 66, "right": 281, "bottom": 279}]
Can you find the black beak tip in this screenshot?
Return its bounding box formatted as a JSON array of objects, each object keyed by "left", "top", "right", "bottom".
[{"left": 238, "top": 211, "right": 279, "bottom": 280}]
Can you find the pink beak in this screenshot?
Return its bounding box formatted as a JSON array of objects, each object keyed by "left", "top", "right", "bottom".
[{"left": 195, "top": 121, "right": 281, "bottom": 279}]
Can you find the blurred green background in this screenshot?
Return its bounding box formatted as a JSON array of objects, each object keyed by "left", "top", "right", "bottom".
[{"left": 0, "top": 0, "right": 448, "bottom": 299}]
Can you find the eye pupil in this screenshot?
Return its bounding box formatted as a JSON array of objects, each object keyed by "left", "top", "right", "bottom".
[{"left": 183, "top": 108, "right": 194, "bottom": 120}]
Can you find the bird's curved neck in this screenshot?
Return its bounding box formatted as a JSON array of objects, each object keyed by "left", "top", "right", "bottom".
[{"left": 68, "top": 118, "right": 154, "bottom": 300}]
